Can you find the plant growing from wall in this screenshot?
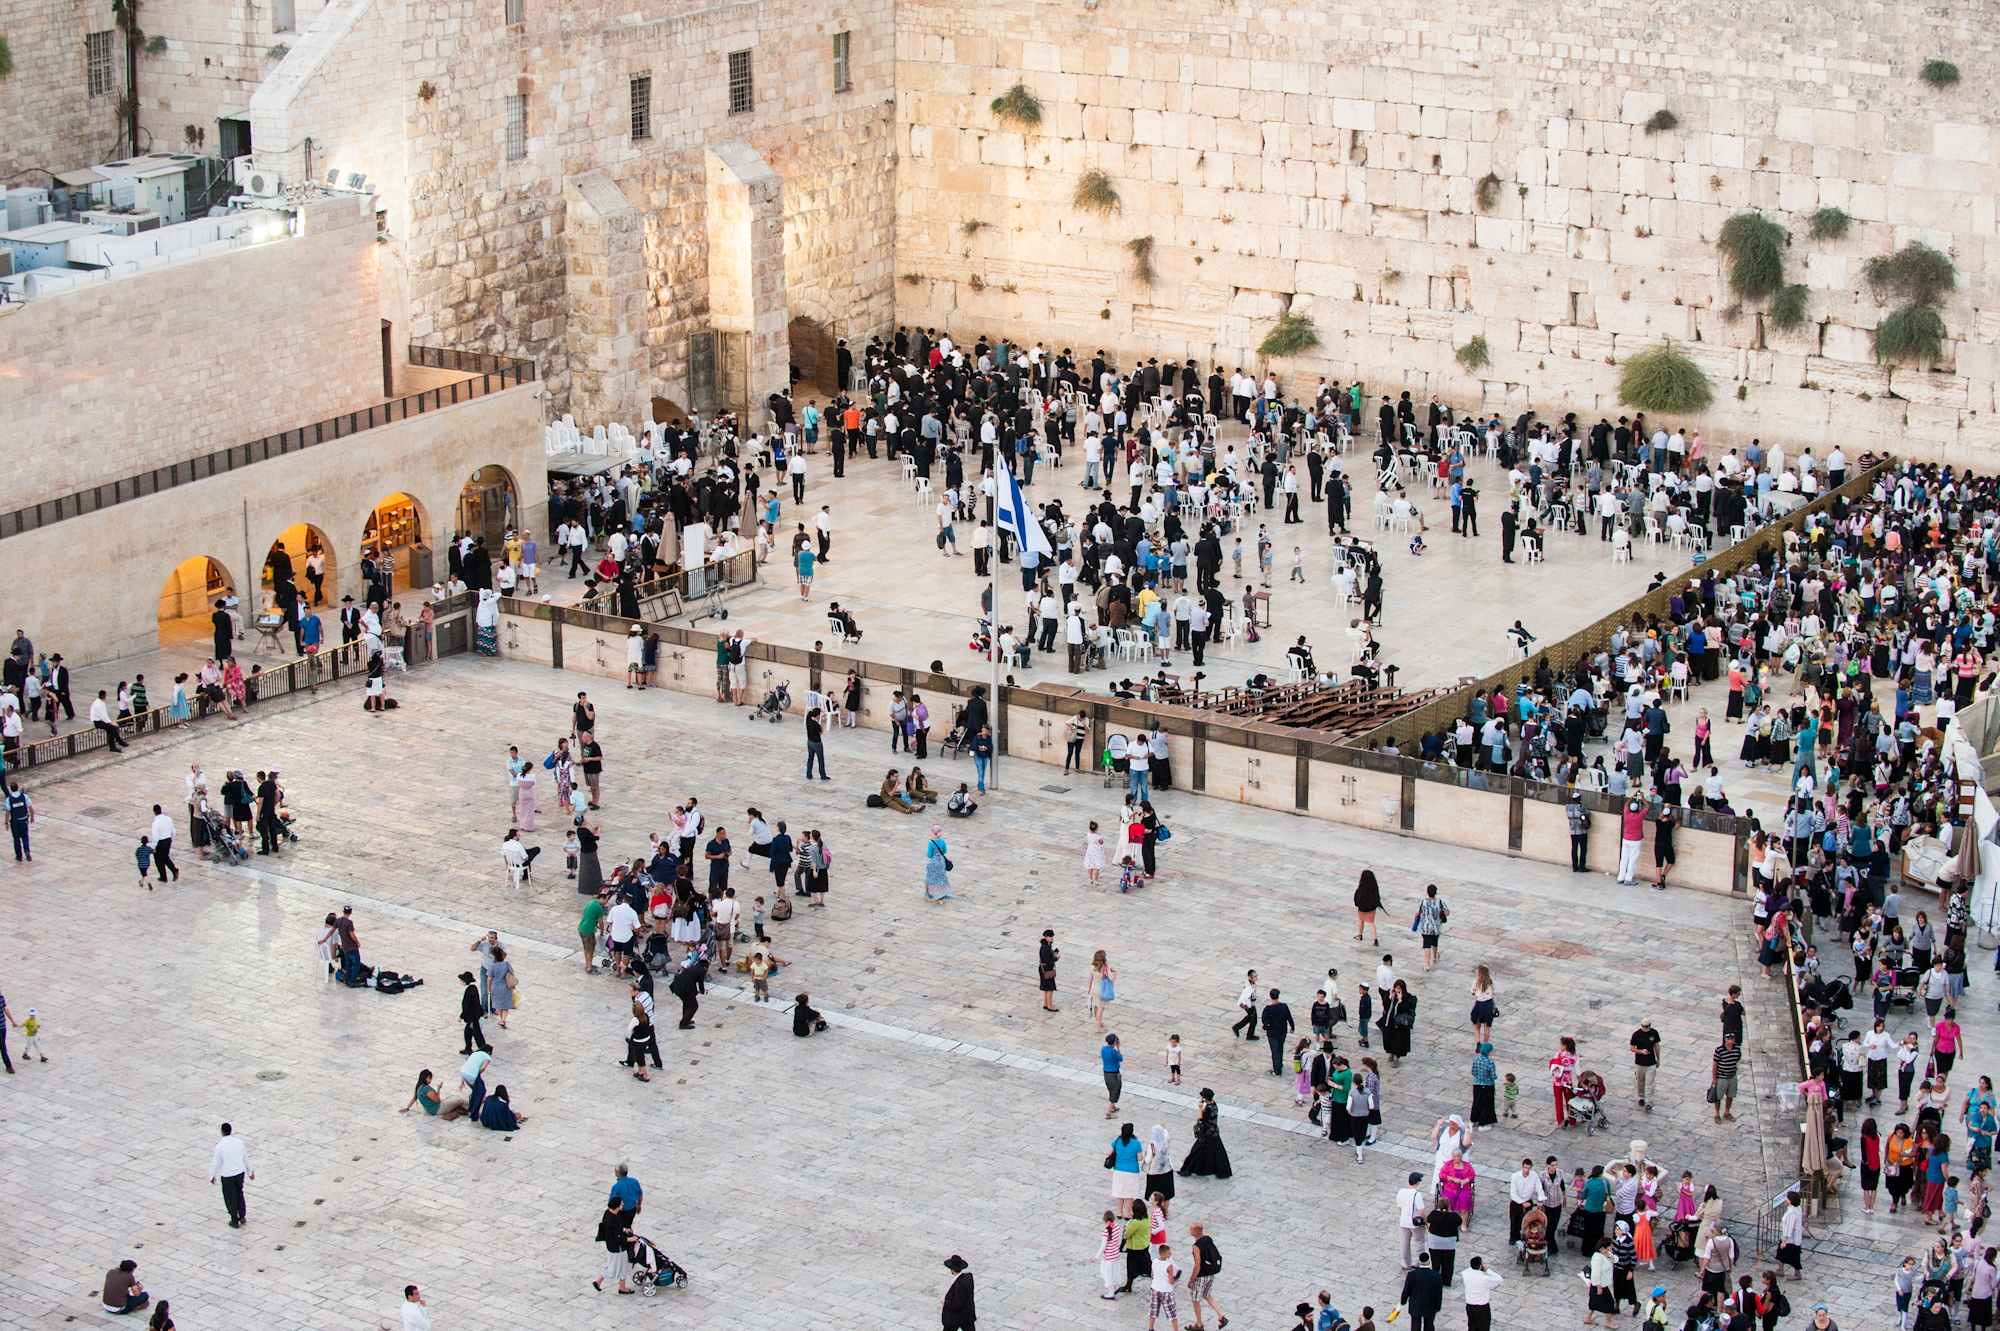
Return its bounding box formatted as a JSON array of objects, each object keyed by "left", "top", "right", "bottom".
[
  {"left": 961, "top": 219, "right": 989, "bottom": 236},
  {"left": 1716, "top": 211, "right": 1788, "bottom": 302},
  {"left": 144, "top": 34, "right": 165, "bottom": 53},
  {"left": 1807, "top": 206, "right": 1852, "bottom": 241},
  {"left": 266, "top": 42, "right": 288, "bottom": 58},
  {"left": 1258, "top": 310, "right": 1320, "bottom": 359},
  {"left": 0, "top": 34, "right": 13, "bottom": 79},
  {"left": 990, "top": 82, "right": 1043, "bottom": 129},
  {"left": 1474, "top": 171, "right": 1503, "bottom": 211},
  {"left": 1455, "top": 336, "right": 1491, "bottom": 372},
  {"left": 1126, "top": 235, "right": 1157, "bottom": 286},
  {"left": 1071, "top": 169, "right": 1120, "bottom": 217},
  {"left": 1618, "top": 340, "right": 1714, "bottom": 414},
  {"left": 417, "top": 79, "right": 437, "bottom": 102},
  {"left": 1920, "top": 59, "right": 1962, "bottom": 89},
  {"left": 1866, "top": 241, "right": 1957, "bottom": 367},
  {"left": 1769, "top": 283, "right": 1812, "bottom": 332},
  {"left": 1643, "top": 108, "right": 1679, "bottom": 135}
]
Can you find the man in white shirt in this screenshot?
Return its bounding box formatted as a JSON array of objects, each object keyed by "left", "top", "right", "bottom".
[
  {"left": 1460, "top": 1256, "right": 1503, "bottom": 1331},
  {"left": 1507, "top": 1158, "right": 1546, "bottom": 1250},
  {"left": 1376, "top": 955, "right": 1397, "bottom": 998},
  {"left": 401, "top": 1287, "right": 430, "bottom": 1331},
  {"left": 148, "top": 803, "right": 178, "bottom": 883},
  {"left": 209, "top": 1122, "right": 254, "bottom": 1227},
  {"left": 1397, "top": 1172, "right": 1429, "bottom": 1268},
  {"left": 90, "top": 690, "right": 129, "bottom": 752},
  {"left": 607, "top": 897, "right": 640, "bottom": 978}
]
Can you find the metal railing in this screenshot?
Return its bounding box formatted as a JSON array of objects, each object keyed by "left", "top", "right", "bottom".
[
  {"left": 1, "top": 346, "right": 537, "bottom": 539},
  {"left": 578, "top": 549, "right": 761, "bottom": 621},
  {"left": 3, "top": 594, "right": 475, "bottom": 773},
  {"left": 1362, "top": 458, "right": 1890, "bottom": 749}
]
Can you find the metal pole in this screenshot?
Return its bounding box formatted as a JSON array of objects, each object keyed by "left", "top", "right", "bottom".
[{"left": 990, "top": 454, "right": 1003, "bottom": 793}]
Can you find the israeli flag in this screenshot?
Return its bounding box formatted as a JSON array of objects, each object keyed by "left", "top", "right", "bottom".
[{"left": 994, "top": 459, "right": 1053, "bottom": 557}]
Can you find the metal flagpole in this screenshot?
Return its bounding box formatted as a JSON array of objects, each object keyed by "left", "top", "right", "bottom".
[{"left": 991, "top": 452, "right": 1005, "bottom": 792}]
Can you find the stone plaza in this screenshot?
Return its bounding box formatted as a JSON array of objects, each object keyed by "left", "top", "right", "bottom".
[{"left": 0, "top": 643, "right": 1959, "bottom": 1329}]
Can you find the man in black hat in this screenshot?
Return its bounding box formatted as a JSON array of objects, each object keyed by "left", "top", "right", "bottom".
[
  {"left": 459, "top": 971, "right": 491, "bottom": 1054},
  {"left": 941, "top": 1255, "right": 975, "bottom": 1331},
  {"left": 339, "top": 596, "right": 361, "bottom": 655},
  {"left": 1397, "top": 1250, "right": 1444, "bottom": 1331}
]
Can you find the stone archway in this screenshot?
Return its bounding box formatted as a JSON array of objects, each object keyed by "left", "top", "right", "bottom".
[
  {"left": 789, "top": 315, "right": 839, "bottom": 394},
  {"left": 156, "top": 555, "right": 236, "bottom": 650}
]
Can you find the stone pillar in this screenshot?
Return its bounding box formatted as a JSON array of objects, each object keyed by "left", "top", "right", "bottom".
[
  {"left": 562, "top": 171, "right": 646, "bottom": 430},
  {"left": 705, "top": 139, "right": 787, "bottom": 429}
]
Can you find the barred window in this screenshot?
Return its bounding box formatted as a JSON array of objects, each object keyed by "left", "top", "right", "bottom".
[
  {"left": 503, "top": 0, "right": 523, "bottom": 23},
  {"left": 727, "top": 49, "right": 753, "bottom": 115},
  {"left": 832, "top": 31, "right": 851, "bottom": 93},
  {"left": 629, "top": 74, "right": 652, "bottom": 140},
  {"left": 504, "top": 93, "right": 527, "bottom": 160},
  {"left": 87, "top": 31, "right": 115, "bottom": 97}
]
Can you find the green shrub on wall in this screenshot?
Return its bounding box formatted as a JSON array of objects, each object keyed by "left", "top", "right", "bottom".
[
  {"left": 1874, "top": 305, "right": 1948, "bottom": 367},
  {"left": 1071, "top": 169, "right": 1121, "bottom": 217},
  {"left": 990, "top": 82, "right": 1043, "bottom": 128},
  {"left": 1618, "top": 341, "right": 1714, "bottom": 414},
  {"left": 1455, "top": 336, "right": 1491, "bottom": 372},
  {"left": 1716, "top": 212, "right": 1788, "bottom": 303},
  {"left": 1768, "top": 283, "right": 1812, "bottom": 333},
  {"left": 1258, "top": 311, "right": 1320, "bottom": 359},
  {"left": 1806, "top": 206, "right": 1852, "bottom": 241},
  {"left": 1126, "top": 235, "right": 1157, "bottom": 286}
]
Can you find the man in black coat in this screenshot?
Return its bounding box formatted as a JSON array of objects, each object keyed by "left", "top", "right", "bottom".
[
  {"left": 211, "top": 600, "right": 234, "bottom": 661},
  {"left": 1398, "top": 1250, "right": 1445, "bottom": 1331},
  {"left": 941, "top": 1255, "right": 975, "bottom": 1330},
  {"left": 1501, "top": 508, "right": 1519, "bottom": 563},
  {"left": 669, "top": 956, "right": 707, "bottom": 1028},
  {"left": 459, "top": 971, "right": 491, "bottom": 1054},
  {"left": 1260, "top": 988, "right": 1295, "bottom": 1076}
]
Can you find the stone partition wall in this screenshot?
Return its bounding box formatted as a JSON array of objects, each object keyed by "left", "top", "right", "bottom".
[
  {"left": 0, "top": 193, "right": 382, "bottom": 509},
  {"left": 893, "top": 0, "right": 1998, "bottom": 463}
]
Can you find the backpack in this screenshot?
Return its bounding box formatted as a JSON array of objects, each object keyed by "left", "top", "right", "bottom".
[{"left": 770, "top": 895, "right": 793, "bottom": 922}]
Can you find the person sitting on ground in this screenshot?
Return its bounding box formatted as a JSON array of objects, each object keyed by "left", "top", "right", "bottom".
[
  {"left": 906, "top": 766, "right": 939, "bottom": 803},
  {"left": 879, "top": 769, "right": 919, "bottom": 814},
  {"left": 792, "top": 992, "right": 827, "bottom": 1037},
  {"left": 947, "top": 783, "right": 978, "bottom": 818},
  {"left": 102, "top": 1260, "right": 149, "bottom": 1315},
  {"left": 827, "top": 602, "right": 863, "bottom": 642},
  {"left": 477, "top": 1083, "right": 524, "bottom": 1131}
]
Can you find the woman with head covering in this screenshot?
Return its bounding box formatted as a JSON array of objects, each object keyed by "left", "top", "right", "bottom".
[
  {"left": 1470, "top": 1041, "right": 1499, "bottom": 1129},
  {"left": 1107, "top": 1122, "right": 1145, "bottom": 1216},
  {"left": 1178, "top": 1089, "right": 1232, "bottom": 1178},
  {"left": 1431, "top": 1113, "right": 1469, "bottom": 1181},
  {"left": 1141, "top": 1123, "right": 1175, "bottom": 1215},
  {"left": 924, "top": 825, "right": 952, "bottom": 900},
  {"left": 1381, "top": 978, "right": 1417, "bottom": 1065}
]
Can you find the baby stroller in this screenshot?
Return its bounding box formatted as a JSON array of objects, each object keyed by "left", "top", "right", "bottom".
[
  {"left": 1665, "top": 1218, "right": 1700, "bottom": 1265},
  {"left": 204, "top": 807, "right": 250, "bottom": 866},
  {"left": 276, "top": 807, "right": 300, "bottom": 844},
  {"left": 1888, "top": 968, "right": 1921, "bottom": 1012},
  {"left": 1518, "top": 1208, "right": 1551, "bottom": 1276},
  {"left": 747, "top": 680, "right": 791, "bottom": 723},
  {"left": 1563, "top": 1070, "right": 1610, "bottom": 1136},
  {"left": 627, "top": 1235, "right": 688, "bottom": 1295},
  {"left": 940, "top": 708, "right": 971, "bottom": 759}
]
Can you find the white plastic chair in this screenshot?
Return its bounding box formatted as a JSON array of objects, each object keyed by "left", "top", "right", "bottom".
[{"left": 826, "top": 618, "right": 852, "bottom": 648}]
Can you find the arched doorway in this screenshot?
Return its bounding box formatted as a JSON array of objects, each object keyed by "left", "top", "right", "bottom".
[
  {"left": 264, "top": 524, "right": 334, "bottom": 615},
  {"left": 651, "top": 396, "right": 689, "bottom": 427},
  {"left": 157, "top": 555, "right": 235, "bottom": 650},
  {"left": 788, "top": 316, "right": 838, "bottom": 393},
  {"left": 361, "top": 492, "right": 431, "bottom": 592},
  {"left": 457, "top": 465, "right": 520, "bottom": 553}
]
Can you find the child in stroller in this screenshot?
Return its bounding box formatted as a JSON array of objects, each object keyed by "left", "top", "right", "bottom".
[
  {"left": 627, "top": 1234, "right": 689, "bottom": 1295},
  {"left": 204, "top": 807, "right": 250, "bottom": 865},
  {"left": 1563, "top": 1070, "right": 1610, "bottom": 1136}
]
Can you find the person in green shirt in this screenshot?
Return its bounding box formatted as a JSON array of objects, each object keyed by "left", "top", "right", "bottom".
[
  {"left": 579, "top": 893, "right": 607, "bottom": 973},
  {"left": 1121, "top": 1211, "right": 1152, "bottom": 1292},
  {"left": 714, "top": 634, "right": 732, "bottom": 703},
  {"left": 399, "top": 1069, "right": 441, "bottom": 1116}
]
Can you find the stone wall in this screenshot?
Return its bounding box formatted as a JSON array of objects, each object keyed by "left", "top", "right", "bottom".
[
  {"left": 892, "top": 0, "right": 2000, "bottom": 463},
  {"left": 0, "top": 0, "right": 123, "bottom": 183},
  {"left": 400, "top": 0, "right": 899, "bottom": 417},
  {"left": 0, "top": 193, "right": 381, "bottom": 508},
  {"left": 2, "top": 379, "right": 544, "bottom": 668}
]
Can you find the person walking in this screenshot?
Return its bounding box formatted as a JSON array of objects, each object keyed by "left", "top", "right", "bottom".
[
  {"left": 148, "top": 804, "right": 178, "bottom": 883},
  {"left": 1381, "top": 979, "right": 1417, "bottom": 1066},
  {"left": 1711, "top": 1034, "right": 1742, "bottom": 1122},
  {"left": 1091, "top": 951, "right": 1118, "bottom": 1032},
  {"left": 1261, "top": 988, "right": 1296, "bottom": 1077},
  {"left": 941, "top": 1255, "right": 976, "bottom": 1331},
  {"left": 1415, "top": 884, "right": 1447, "bottom": 970},
  {"left": 1631, "top": 1018, "right": 1662, "bottom": 1111},
  {"left": 1231, "top": 970, "right": 1259, "bottom": 1042},
  {"left": 7, "top": 783, "right": 33, "bottom": 863},
  {"left": 1397, "top": 1251, "right": 1445, "bottom": 1331},
  {"left": 1096, "top": 1212, "right": 1126, "bottom": 1301},
  {"left": 805, "top": 706, "right": 829, "bottom": 781},
  {"left": 483, "top": 947, "right": 516, "bottom": 1031},
  {"left": 1354, "top": 870, "right": 1382, "bottom": 943},
  {"left": 1177, "top": 1088, "right": 1231, "bottom": 1178},
  {"left": 1039, "top": 930, "right": 1061, "bottom": 1012},
  {"left": 1469, "top": 965, "right": 1497, "bottom": 1047},
  {"left": 208, "top": 1123, "right": 252, "bottom": 1227},
  {"left": 459, "top": 971, "right": 492, "bottom": 1054},
  {"left": 1186, "top": 1223, "right": 1225, "bottom": 1330},
  {"left": 924, "top": 824, "right": 952, "bottom": 901},
  {"left": 1398, "top": 1172, "right": 1430, "bottom": 1269},
  {"left": 1583, "top": 1238, "right": 1617, "bottom": 1326}
]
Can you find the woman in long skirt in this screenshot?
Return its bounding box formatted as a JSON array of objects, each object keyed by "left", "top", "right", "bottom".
[
  {"left": 1362, "top": 1057, "right": 1383, "bottom": 1145},
  {"left": 1179, "top": 1089, "right": 1232, "bottom": 1178},
  {"left": 1470, "top": 1042, "right": 1499, "bottom": 1128},
  {"left": 593, "top": 1203, "right": 634, "bottom": 1293},
  {"left": 575, "top": 817, "right": 604, "bottom": 896},
  {"left": 1141, "top": 1125, "right": 1176, "bottom": 1213},
  {"left": 1347, "top": 1063, "right": 1372, "bottom": 1162},
  {"left": 924, "top": 825, "right": 952, "bottom": 901},
  {"left": 1381, "top": 980, "right": 1415, "bottom": 1065},
  {"left": 1324, "top": 1058, "right": 1352, "bottom": 1144},
  {"left": 516, "top": 767, "right": 536, "bottom": 832}
]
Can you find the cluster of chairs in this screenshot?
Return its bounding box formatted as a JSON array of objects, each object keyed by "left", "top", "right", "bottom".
[{"left": 543, "top": 414, "right": 643, "bottom": 458}]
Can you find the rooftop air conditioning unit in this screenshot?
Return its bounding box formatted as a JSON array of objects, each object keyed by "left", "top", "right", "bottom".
[
  {"left": 325, "top": 168, "right": 343, "bottom": 187},
  {"left": 344, "top": 172, "right": 369, "bottom": 192},
  {"left": 233, "top": 159, "right": 281, "bottom": 197}
]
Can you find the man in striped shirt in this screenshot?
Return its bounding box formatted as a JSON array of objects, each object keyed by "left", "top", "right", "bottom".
[{"left": 1711, "top": 1035, "right": 1742, "bottom": 1123}]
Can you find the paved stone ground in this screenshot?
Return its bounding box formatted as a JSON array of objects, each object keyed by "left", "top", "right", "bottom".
[{"left": 0, "top": 657, "right": 1950, "bottom": 1330}]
